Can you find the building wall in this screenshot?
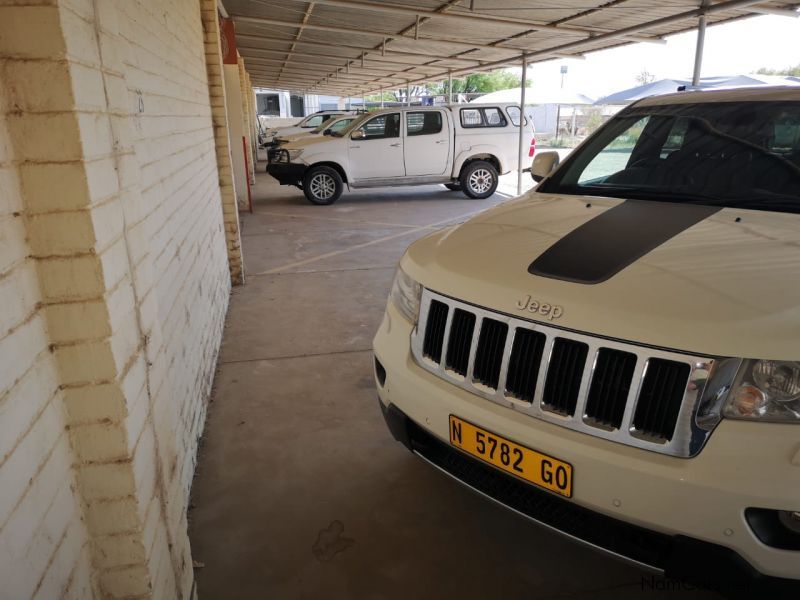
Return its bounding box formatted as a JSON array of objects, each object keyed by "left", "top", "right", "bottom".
[
  {"left": 0, "top": 35, "right": 95, "bottom": 599},
  {"left": 0, "top": 0, "right": 242, "bottom": 596}
]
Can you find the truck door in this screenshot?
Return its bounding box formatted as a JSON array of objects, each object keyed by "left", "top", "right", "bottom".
[
  {"left": 403, "top": 110, "right": 449, "bottom": 176},
  {"left": 348, "top": 113, "right": 404, "bottom": 180}
]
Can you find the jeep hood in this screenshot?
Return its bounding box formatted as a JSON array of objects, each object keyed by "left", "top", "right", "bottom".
[{"left": 403, "top": 192, "right": 800, "bottom": 359}]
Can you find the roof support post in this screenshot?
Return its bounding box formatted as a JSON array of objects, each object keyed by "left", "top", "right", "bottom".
[
  {"left": 692, "top": 1, "right": 709, "bottom": 86},
  {"left": 448, "top": 70, "right": 453, "bottom": 104},
  {"left": 406, "top": 81, "right": 411, "bottom": 105},
  {"left": 517, "top": 56, "right": 528, "bottom": 196},
  {"left": 380, "top": 86, "right": 384, "bottom": 108}
]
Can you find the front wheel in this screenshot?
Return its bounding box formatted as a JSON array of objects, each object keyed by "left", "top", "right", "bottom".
[
  {"left": 303, "top": 166, "right": 343, "bottom": 205},
  {"left": 460, "top": 160, "right": 498, "bottom": 199}
]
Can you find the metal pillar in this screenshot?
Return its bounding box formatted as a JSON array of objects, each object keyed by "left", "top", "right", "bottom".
[
  {"left": 516, "top": 57, "right": 528, "bottom": 196},
  {"left": 362, "top": 93, "right": 366, "bottom": 111},
  {"left": 406, "top": 82, "right": 411, "bottom": 106},
  {"left": 448, "top": 70, "right": 453, "bottom": 104},
  {"left": 692, "top": 4, "right": 708, "bottom": 86},
  {"left": 380, "top": 86, "right": 384, "bottom": 108}
]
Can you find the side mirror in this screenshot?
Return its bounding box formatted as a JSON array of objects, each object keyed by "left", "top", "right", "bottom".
[
  {"left": 531, "top": 151, "right": 560, "bottom": 183},
  {"left": 323, "top": 129, "right": 332, "bottom": 136},
  {"left": 351, "top": 129, "right": 366, "bottom": 140}
]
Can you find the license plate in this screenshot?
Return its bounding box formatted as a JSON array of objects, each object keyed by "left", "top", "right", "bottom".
[{"left": 449, "top": 415, "right": 573, "bottom": 498}]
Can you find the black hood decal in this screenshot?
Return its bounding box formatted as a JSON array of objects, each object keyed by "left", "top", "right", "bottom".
[{"left": 529, "top": 200, "right": 720, "bottom": 284}]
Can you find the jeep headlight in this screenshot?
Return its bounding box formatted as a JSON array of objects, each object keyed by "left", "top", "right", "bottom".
[
  {"left": 286, "top": 148, "right": 304, "bottom": 162},
  {"left": 724, "top": 360, "right": 800, "bottom": 421},
  {"left": 389, "top": 266, "right": 421, "bottom": 324}
]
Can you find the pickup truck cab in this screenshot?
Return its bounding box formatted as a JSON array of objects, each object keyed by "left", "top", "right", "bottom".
[
  {"left": 374, "top": 87, "right": 800, "bottom": 596},
  {"left": 266, "top": 115, "right": 358, "bottom": 165},
  {"left": 267, "top": 103, "right": 536, "bottom": 204},
  {"left": 261, "top": 109, "right": 356, "bottom": 148}
]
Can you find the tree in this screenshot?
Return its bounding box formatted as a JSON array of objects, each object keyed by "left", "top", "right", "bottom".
[
  {"left": 757, "top": 64, "right": 800, "bottom": 76},
  {"left": 635, "top": 69, "right": 655, "bottom": 86}
]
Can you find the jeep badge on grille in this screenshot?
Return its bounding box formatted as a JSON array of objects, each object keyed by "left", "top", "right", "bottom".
[{"left": 517, "top": 295, "right": 564, "bottom": 321}]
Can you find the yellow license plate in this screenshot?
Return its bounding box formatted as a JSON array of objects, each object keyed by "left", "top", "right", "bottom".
[{"left": 449, "top": 415, "right": 573, "bottom": 498}]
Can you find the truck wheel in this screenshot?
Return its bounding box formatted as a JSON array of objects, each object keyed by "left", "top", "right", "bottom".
[
  {"left": 303, "top": 166, "right": 343, "bottom": 205},
  {"left": 444, "top": 183, "right": 462, "bottom": 191},
  {"left": 460, "top": 161, "right": 498, "bottom": 199}
]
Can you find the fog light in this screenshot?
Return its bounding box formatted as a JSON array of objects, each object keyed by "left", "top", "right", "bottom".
[{"left": 779, "top": 510, "right": 800, "bottom": 535}]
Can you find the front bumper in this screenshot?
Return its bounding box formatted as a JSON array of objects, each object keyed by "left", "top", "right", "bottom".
[
  {"left": 266, "top": 162, "right": 307, "bottom": 186},
  {"left": 373, "top": 300, "right": 800, "bottom": 592}
]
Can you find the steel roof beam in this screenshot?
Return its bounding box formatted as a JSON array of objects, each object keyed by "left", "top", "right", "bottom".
[
  {"left": 234, "top": 33, "right": 488, "bottom": 65},
  {"left": 231, "top": 14, "right": 539, "bottom": 54},
  {"left": 277, "top": 0, "right": 666, "bottom": 44},
  {"left": 352, "top": 0, "right": 780, "bottom": 95},
  {"left": 239, "top": 47, "right": 445, "bottom": 73},
  {"left": 244, "top": 55, "right": 423, "bottom": 76}
]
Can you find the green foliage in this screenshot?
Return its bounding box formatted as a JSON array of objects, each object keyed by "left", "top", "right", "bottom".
[
  {"left": 364, "top": 68, "right": 530, "bottom": 104},
  {"left": 757, "top": 64, "right": 800, "bottom": 76},
  {"left": 434, "top": 69, "right": 530, "bottom": 95}
]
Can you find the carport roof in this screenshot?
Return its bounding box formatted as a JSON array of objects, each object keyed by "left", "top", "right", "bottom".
[{"left": 223, "top": 0, "right": 800, "bottom": 95}]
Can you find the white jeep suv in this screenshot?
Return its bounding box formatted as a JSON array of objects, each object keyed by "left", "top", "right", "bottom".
[{"left": 374, "top": 87, "right": 800, "bottom": 597}]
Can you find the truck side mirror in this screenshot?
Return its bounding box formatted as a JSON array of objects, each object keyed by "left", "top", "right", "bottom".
[
  {"left": 323, "top": 129, "right": 332, "bottom": 136},
  {"left": 351, "top": 129, "right": 366, "bottom": 140},
  {"left": 531, "top": 151, "right": 560, "bottom": 183}
]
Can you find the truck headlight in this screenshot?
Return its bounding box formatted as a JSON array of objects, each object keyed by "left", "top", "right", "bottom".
[
  {"left": 286, "top": 149, "right": 304, "bottom": 162},
  {"left": 724, "top": 360, "right": 800, "bottom": 421},
  {"left": 389, "top": 266, "right": 421, "bottom": 324}
]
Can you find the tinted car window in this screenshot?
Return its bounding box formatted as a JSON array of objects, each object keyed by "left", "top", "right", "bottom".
[
  {"left": 543, "top": 101, "right": 800, "bottom": 214},
  {"left": 407, "top": 112, "right": 443, "bottom": 136},
  {"left": 361, "top": 113, "right": 401, "bottom": 139}
]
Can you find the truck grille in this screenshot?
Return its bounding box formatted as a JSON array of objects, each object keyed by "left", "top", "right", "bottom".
[{"left": 411, "top": 289, "right": 732, "bottom": 458}]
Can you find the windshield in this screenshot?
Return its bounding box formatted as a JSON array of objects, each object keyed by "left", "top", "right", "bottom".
[
  {"left": 331, "top": 112, "right": 370, "bottom": 136},
  {"left": 542, "top": 100, "right": 800, "bottom": 214}
]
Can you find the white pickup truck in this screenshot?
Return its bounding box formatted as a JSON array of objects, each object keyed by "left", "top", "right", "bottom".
[
  {"left": 260, "top": 110, "right": 356, "bottom": 149},
  {"left": 267, "top": 103, "right": 536, "bottom": 204}
]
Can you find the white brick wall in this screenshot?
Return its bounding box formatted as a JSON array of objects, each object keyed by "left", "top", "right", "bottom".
[
  {"left": 0, "top": 0, "right": 244, "bottom": 597},
  {"left": 0, "top": 18, "right": 95, "bottom": 596}
]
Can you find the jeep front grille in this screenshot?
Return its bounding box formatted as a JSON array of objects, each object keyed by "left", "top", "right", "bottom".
[{"left": 411, "top": 289, "right": 736, "bottom": 458}]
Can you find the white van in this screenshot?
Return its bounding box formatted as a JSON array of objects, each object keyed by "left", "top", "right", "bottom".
[{"left": 267, "top": 104, "right": 536, "bottom": 204}]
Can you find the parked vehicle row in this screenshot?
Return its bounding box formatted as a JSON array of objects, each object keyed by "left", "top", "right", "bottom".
[{"left": 266, "top": 103, "right": 536, "bottom": 204}]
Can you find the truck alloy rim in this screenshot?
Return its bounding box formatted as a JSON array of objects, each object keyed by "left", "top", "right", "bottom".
[
  {"left": 309, "top": 173, "right": 336, "bottom": 200},
  {"left": 469, "top": 169, "right": 493, "bottom": 194}
]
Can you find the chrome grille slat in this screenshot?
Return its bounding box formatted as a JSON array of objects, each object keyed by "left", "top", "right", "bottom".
[{"left": 410, "top": 289, "right": 735, "bottom": 458}]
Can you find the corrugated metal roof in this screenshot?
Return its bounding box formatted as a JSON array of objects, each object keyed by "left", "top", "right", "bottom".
[{"left": 222, "top": 0, "right": 800, "bottom": 95}]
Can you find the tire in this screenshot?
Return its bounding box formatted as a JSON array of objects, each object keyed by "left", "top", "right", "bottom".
[
  {"left": 303, "top": 166, "right": 343, "bottom": 205},
  {"left": 460, "top": 160, "right": 499, "bottom": 199},
  {"left": 444, "top": 183, "right": 462, "bottom": 191}
]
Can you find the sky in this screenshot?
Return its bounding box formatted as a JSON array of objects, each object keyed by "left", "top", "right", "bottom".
[{"left": 512, "top": 14, "right": 800, "bottom": 100}]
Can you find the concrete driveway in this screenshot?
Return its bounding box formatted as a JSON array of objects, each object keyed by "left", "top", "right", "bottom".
[{"left": 188, "top": 171, "right": 719, "bottom": 599}]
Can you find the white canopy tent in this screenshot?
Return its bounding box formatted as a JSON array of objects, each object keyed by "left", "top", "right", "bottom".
[{"left": 471, "top": 87, "right": 595, "bottom": 106}]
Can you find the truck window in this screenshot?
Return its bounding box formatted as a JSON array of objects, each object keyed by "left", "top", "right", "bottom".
[
  {"left": 460, "top": 107, "right": 508, "bottom": 128},
  {"left": 360, "top": 113, "right": 401, "bottom": 140},
  {"left": 484, "top": 107, "right": 506, "bottom": 126},
  {"left": 406, "top": 112, "right": 442, "bottom": 136},
  {"left": 302, "top": 115, "right": 325, "bottom": 128},
  {"left": 505, "top": 106, "right": 527, "bottom": 127}
]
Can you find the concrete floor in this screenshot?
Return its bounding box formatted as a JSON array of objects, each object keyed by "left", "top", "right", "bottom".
[{"left": 188, "top": 170, "right": 719, "bottom": 599}]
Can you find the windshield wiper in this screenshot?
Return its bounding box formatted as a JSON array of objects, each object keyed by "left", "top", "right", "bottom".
[{"left": 574, "top": 185, "right": 723, "bottom": 206}]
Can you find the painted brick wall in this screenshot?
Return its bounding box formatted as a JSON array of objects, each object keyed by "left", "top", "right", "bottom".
[
  {"left": 0, "top": 0, "right": 241, "bottom": 597},
  {"left": 0, "top": 4, "right": 95, "bottom": 597}
]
